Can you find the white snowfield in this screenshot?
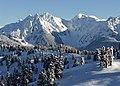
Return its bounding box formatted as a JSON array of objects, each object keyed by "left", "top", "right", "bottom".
[{"left": 58, "top": 60, "right": 120, "bottom": 86}]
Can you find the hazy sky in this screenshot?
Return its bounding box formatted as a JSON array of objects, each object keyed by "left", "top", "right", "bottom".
[{"left": 0, "top": 0, "right": 120, "bottom": 26}]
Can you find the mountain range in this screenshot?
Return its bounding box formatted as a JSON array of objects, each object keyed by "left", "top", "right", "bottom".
[{"left": 0, "top": 12, "right": 120, "bottom": 50}]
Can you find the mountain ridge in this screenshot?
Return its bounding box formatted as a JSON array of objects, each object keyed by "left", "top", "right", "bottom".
[{"left": 0, "top": 12, "right": 120, "bottom": 50}]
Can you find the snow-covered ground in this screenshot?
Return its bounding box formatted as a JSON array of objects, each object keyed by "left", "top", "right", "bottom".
[
  {"left": 0, "top": 46, "right": 120, "bottom": 86},
  {"left": 58, "top": 60, "right": 120, "bottom": 86}
]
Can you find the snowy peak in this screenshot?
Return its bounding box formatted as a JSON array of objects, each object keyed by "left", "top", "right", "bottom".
[
  {"left": 73, "top": 13, "right": 105, "bottom": 22},
  {"left": 40, "top": 12, "right": 53, "bottom": 19},
  {"left": 39, "top": 12, "right": 67, "bottom": 32},
  {"left": 40, "top": 12, "right": 60, "bottom": 23},
  {"left": 24, "top": 14, "right": 34, "bottom": 21},
  {"left": 76, "top": 13, "right": 88, "bottom": 19},
  {"left": 23, "top": 12, "right": 56, "bottom": 21},
  {"left": 34, "top": 13, "right": 39, "bottom": 19}
]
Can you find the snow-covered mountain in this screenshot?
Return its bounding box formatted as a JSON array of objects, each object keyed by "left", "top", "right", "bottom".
[
  {"left": 0, "top": 13, "right": 120, "bottom": 49},
  {"left": 0, "top": 13, "right": 67, "bottom": 46},
  {"left": 60, "top": 14, "right": 120, "bottom": 49}
]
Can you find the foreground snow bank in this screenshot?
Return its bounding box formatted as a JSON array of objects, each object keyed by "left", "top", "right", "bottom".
[{"left": 58, "top": 60, "right": 120, "bottom": 86}]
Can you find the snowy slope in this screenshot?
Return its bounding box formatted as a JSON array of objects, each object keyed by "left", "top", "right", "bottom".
[
  {"left": 58, "top": 60, "right": 120, "bottom": 86},
  {"left": 0, "top": 34, "right": 21, "bottom": 46},
  {"left": 0, "top": 26, "right": 3, "bottom": 28},
  {"left": 1, "top": 13, "right": 120, "bottom": 49}
]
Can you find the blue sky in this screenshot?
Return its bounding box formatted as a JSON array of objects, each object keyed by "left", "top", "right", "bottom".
[{"left": 0, "top": 0, "right": 120, "bottom": 26}]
